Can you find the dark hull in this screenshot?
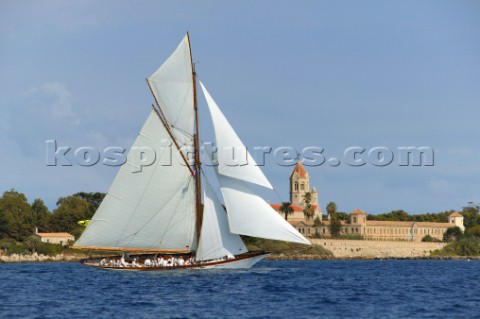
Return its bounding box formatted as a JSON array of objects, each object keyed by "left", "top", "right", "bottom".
[{"left": 80, "top": 251, "right": 270, "bottom": 271}]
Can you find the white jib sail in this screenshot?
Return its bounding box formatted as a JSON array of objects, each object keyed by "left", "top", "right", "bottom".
[
  {"left": 196, "top": 178, "right": 248, "bottom": 262},
  {"left": 74, "top": 110, "right": 197, "bottom": 251},
  {"left": 218, "top": 174, "right": 311, "bottom": 245},
  {"left": 199, "top": 81, "right": 273, "bottom": 189},
  {"left": 147, "top": 35, "right": 194, "bottom": 148}
]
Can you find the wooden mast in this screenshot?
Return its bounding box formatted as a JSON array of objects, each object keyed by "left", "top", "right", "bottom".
[{"left": 188, "top": 32, "right": 203, "bottom": 247}]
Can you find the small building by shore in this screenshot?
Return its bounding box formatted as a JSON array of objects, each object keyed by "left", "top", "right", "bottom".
[{"left": 32, "top": 228, "right": 74, "bottom": 246}]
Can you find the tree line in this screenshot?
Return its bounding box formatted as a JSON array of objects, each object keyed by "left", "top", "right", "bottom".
[
  {"left": 0, "top": 189, "right": 105, "bottom": 241},
  {"left": 3, "top": 188, "right": 480, "bottom": 245}
]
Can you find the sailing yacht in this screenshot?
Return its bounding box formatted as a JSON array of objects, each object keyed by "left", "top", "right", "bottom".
[{"left": 73, "top": 34, "right": 310, "bottom": 270}]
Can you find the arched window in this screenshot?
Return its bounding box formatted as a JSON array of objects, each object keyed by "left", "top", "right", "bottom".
[
  {"left": 300, "top": 183, "right": 305, "bottom": 190},
  {"left": 294, "top": 182, "right": 298, "bottom": 191}
]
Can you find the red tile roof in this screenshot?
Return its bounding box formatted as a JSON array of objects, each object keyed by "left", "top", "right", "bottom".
[
  {"left": 449, "top": 212, "right": 463, "bottom": 217},
  {"left": 36, "top": 232, "right": 74, "bottom": 238},
  {"left": 271, "top": 204, "right": 304, "bottom": 212},
  {"left": 290, "top": 160, "right": 308, "bottom": 178},
  {"left": 350, "top": 208, "right": 366, "bottom": 215}
]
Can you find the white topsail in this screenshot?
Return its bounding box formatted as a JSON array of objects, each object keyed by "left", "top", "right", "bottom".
[
  {"left": 74, "top": 110, "right": 197, "bottom": 251},
  {"left": 199, "top": 81, "right": 273, "bottom": 189},
  {"left": 147, "top": 35, "right": 195, "bottom": 148},
  {"left": 196, "top": 179, "right": 248, "bottom": 262}
]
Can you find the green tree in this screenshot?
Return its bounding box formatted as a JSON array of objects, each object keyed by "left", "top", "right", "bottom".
[
  {"left": 462, "top": 202, "right": 480, "bottom": 229},
  {"left": 24, "top": 237, "right": 42, "bottom": 253},
  {"left": 326, "top": 202, "right": 341, "bottom": 237},
  {"left": 31, "top": 198, "right": 50, "bottom": 232},
  {"left": 302, "top": 192, "right": 315, "bottom": 221},
  {"left": 443, "top": 226, "right": 463, "bottom": 242},
  {"left": 422, "top": 235, "right": 434, "bottom": 242},
  {"left": 335, "top": 212, "right": 350, "bottom": 221},
  {"left": 50, "top": 196, "right": 92, "bottom": 238},
  {"left": 73, "top": 192, "right": 105, "bottom": 215},
  {"left": 279, "top": 202, "right": 294, "bottom": 221},
  {"left": 0, "top": 190, "right": 34, "bottom": 240},
  {"left": 466, "top": 225, "right": 480, "bottom": 237},
  {"left": 432, "top": 237, "right": 480, "bottom": 256}
]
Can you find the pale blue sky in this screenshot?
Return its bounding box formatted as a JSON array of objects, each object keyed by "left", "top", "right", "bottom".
[{"left": 1, "top": 0, "right": 479, "bottom": 214}]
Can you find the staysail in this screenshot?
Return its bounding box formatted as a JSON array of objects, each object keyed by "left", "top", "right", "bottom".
[
  {"left": 199, "top": 82, "right": 273, "bottom": 189},
  {"left": 196, "top": 178, "right": 248, "bottom": 261},
  {"left": 147, "top": 35, "right": 195, "bottom": 148}
]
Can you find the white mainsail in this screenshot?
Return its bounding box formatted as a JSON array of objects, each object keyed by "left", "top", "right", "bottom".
[
  {"left": 196, "top": 178, "right": 248, "bottom": 262},
  {"left": 147, "top": 35, "right": 194, "bottom": 148},
  {"left": 217, "top": 173, "right": 311, "bottom": 245},
  {"left": 199, "top": 81, "right": 273, "bottom": 189},
  {"left": 74, "top": 110, "right": 197, "bottom": 251}
]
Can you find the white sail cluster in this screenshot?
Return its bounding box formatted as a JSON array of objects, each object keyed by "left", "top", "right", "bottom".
[
  {"left": 74, "top": 34, "right": 310, "bottom": 257},
  {"left": 200, "top": 83, "right": 310, "bottom": 246}
]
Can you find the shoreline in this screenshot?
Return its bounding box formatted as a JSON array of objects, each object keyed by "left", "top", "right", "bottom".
[
  {"left": 268, "top": 254, "right": 480, "bottom": 261},
  {"left": 2, "top": 253, "right": 479, "bottom": 263}
]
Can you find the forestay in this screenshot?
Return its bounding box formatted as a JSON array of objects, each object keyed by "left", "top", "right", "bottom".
[
  {"left": 74, "top": 110, "right": 197, "bottom": 251},
  {"left": 196, "top": 178, "right": 248, "bottom": 262}
]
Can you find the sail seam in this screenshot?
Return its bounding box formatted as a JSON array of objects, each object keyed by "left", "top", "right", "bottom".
[{"left": 115, "top": 122, "right": 177, "bottom": 247}]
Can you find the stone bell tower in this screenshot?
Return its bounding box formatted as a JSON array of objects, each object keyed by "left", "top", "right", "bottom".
[{"left": 290, "top": 160, "right": 310, "bottom": 206}]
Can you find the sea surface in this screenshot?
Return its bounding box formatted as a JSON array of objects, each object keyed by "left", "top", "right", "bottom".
[{"left": 0, "top": 260, "right": 479, "bottom": 318}]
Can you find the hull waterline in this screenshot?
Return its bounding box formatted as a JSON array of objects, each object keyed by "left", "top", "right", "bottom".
[{"left": 81, "top": 252, "right": 270, "bottom": 271}]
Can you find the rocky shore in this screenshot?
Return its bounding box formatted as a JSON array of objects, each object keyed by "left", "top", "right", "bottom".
[{"left": 0, "top": 252, "right": 85, "bottom": 263}]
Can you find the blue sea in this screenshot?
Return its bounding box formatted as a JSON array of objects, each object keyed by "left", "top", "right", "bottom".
[{"left": 0, "top": 260, "right": 478, "bottom": 318}]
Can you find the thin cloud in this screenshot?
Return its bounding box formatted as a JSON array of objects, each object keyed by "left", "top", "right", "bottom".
[{"left": 25, "top": 81, "right": 80, "bottom": 128}]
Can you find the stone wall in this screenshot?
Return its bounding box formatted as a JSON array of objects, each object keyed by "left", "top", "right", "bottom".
[{"left": 311, "top": 239, "right": 447, "bottom": 258}]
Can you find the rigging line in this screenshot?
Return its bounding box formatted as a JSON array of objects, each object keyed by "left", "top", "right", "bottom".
[
  {"left": 146, "top": 79, "right": 194, "bottom": 175},
  {"left": 201, "top": 169, "right": 223, "bottom": 206},
  {"left": 151, "top": 105, "right": 195, "bottom": 176},
  {"left": 124, "top": 175, "right": 195, "bottom": 247},
  {"left": 170, "top": 82, "right": 193, "bottom": 131},
  {"left": 272, "top": 187, "right": 284, "bottom": 204},
  {"left": 154, "top": 176, "right": 196, "bottom": 245},
  {"left": 146, "top": 80, "right": 168, "bottom": 123},
  {"left": 116, "top": 139, "right": 166, "bottom": 247},
  {"left": 171, "top": 125, "right": 194, "bottom": 139},
  {"left": 116, "top": 128, "right": 189, "bottom": 246}
]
